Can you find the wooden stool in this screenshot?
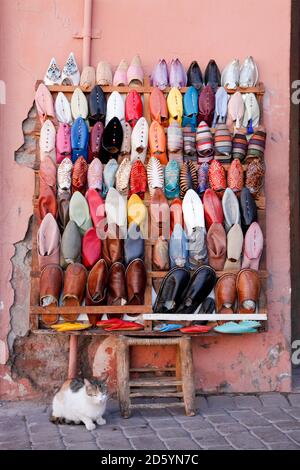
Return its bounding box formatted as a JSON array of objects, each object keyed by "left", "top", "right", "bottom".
[{"left": 116, "top": 335, "right": 196, "bottom": 418}]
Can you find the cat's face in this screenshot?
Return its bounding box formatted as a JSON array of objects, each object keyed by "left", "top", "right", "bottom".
[{"left": 84, "top": 379, "right": 108, "bottom": 405}]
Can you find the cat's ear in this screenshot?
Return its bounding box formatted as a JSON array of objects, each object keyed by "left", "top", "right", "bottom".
[{"left": 84, "top": 378, "right": 91, "bottom": 388}]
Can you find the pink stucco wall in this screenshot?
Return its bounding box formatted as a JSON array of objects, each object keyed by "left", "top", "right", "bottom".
[{"left": 0, "top": 0, "right": 292, "bottom": 395}]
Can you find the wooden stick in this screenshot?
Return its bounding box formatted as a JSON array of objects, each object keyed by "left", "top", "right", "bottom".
[
  {"left": 180, "top": 336, "right": 196, "bottom": 416},
  {"left": 68, "top": 335, "right": 78, "bottom": 379},
  {"left": 116, "top": 336, "right": 131, "bottom": 418}
]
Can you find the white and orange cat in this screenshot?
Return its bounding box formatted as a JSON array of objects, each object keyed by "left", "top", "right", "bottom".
[{"left": 51, "top": 378, "right": 108, "bottom": 431}]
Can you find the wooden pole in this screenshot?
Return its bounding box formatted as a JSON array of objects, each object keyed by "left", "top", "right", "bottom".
[
  {"left": 82, "top": 0, "right": 93, "bottom": 68},
  {"left": 180, "top": 336, "right": 196, "bottom": 416},
  {"left": 68, "top": 335, "right": 78, "bottom": 379},
  {"left": 116, "top": 336, "right": 130, "bottom": 418}
]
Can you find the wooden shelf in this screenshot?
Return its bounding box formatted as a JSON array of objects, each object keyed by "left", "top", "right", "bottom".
[
  {"left": 143, "top": 314, "right": 267, "bottom": 321},
  {"left": 36, "top": 80, "right": 265, "bottom": 96}
]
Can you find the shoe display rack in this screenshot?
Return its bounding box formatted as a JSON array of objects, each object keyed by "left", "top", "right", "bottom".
[{"left": 29, "top": 78, "right": 268, "bottom": 335}]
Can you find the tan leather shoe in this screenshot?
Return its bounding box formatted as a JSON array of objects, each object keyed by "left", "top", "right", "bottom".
[
  {"left": 39, "top": 264, "right": 63, "bottom": 325},
  {"left": 107, "top": 262, "right": 127, "bottom": 305},
  {"left": 86, "top": 259, "right": 108, "bottom": 325},
  {"left": 150, "top": 188, "right": 170, "bottom": 239},
  {"left": 62, "top": 263, "right": 88, "bottom": 321},
  {"left": 207, "top": 222, "right": 226, "bottom": 271},
  {"left": 126, "top": 259, "right": 147, "bottom": 306},
  {"left": 215, "top": 273, "right": 237, "bottom": 313},
  {"left": 236, "top": 269, "right": 260, "bottom": 313}
]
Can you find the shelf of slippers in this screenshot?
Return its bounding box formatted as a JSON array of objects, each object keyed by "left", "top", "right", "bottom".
[{"left": 30, "top": 79, "right": 268, "bottom": 335}]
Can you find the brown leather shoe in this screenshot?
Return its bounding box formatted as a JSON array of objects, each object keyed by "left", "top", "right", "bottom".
[
  {"left": 207, "top": 223, "right": 226, "bottom": 271},
  {"left": 236, "top": 269, "right": 260, "bottom": 313},
  {"left": 215, "top": 273, "right": 237, "bottom": 313},
  {"left": 126, "top": 259, "right": 147, "bottom": 306},
  {"left": 62, "top": 263, "right": 87, "bottom": 321},
  {"left": 102, "top": 228, "right": 124, "bottom": 267},
  {"left": 150, "top": 188, "right": 170, "bottom": 239},
  {"left": 107, "top": 262, "right": 127, "bottom": 306},
  {"left": 40, "top": 264, "right": 63, "bottom": 325},
  {"left": 86, "top": 259, "right": 108, "bottom": 325}
]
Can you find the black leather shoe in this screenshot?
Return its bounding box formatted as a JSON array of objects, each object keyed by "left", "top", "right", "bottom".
[
  {"left": 101, "top": 117, "right": 123, "bottom": 163},
  {"left": 240, "top": 187, "right": 257, "bottom": 233},
  {"left": 176, "top": 265, "right": 216, "bottom": 313},
  {"left": 124, "top": 223, "right": 145, "bottom": 265},
  {"left": 196, "top": 296, "right": 215, "bottom": 325},
  {"left": 204, "top": 60, "right": 221, "bottom": 94},
  {"left": 187, "top": 61, "right": 203, "bottom": 90},
  {"left": 153, "top": 267, "right": 190, "bottom": 313}
]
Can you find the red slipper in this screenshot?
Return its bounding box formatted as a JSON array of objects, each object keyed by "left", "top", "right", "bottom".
[{"left": 180, "top": 325, "right": 213, "bottom": 334}]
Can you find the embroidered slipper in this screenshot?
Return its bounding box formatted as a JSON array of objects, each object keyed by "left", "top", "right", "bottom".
[
  {"left": 89, "top": 122, "right": 104, "bottom": 161},
  {"left": 61, "top": 52, "right": 80, "bottom": 86},
  {"left": 80, "top": 66, "right": 96, "bottom": 90},
  {"left": 242, "top": 222, "right": 263, "bottom": 270},
  {"left": 40, "top": 119, "right": 56, "bottom": 161},
  {"left": 147, "top": 156, "right": 164, "bottom": 197},
  {"left": 151, "top": 58, "right": 169, "bottom": 90},
  {"left": 56, "top": 123, "right": 71, "bottom": 164},
  {"left": 72, "top": 156, "right": 88, "bottom": 194},
  {"left": 55, "top": 92, "right": 72, "bottom": 125},
  {"left": 227, "top": 159, "right": 244, "bottom": 194},
  {"left": 44, "top": 57, "right": 61, "bottom": 85},
  {"left": 116, "top": 157, "right": 131, "bottom": 196},
  {"left": 245, "top": 158, "right": 265, "bottom": 197},
  {"left": 125, "top": 90, "right": 143, "bottom": 128},
  {"left": 71, "top": 88, "right": 88, "bottom": 120},
  {"left": 57, "top": 158, "right": 72, "bottom": 193},
  {"left": 197, "top": 162, "right": 210, "bottom": 196},
  {"left": 208, "top": 160, "right": 226, "bottom": 195},
  {"left": 130, "top": 117, "right": 149, "bottom": 164},
  {"left": 35, "top": 83, "right": 55, "bottom": 124},
  {"left": 120, "top": 122, "right": 132, "bottom": 156},
  {"left": 129, "top": 160, "right": 147, "bottom": 199},
  {"left": 106, "top": 91, "right": 125, "bottom": 126},
  {"left": 180, "top": 161, "right": 198, "bottom": 198},
  {"left": 167, "top": 87, "right": 183, "bottom": 125},
  {"left": 87, "top": 158, "right": 103, "bottom": 192},
  {"left": 153, "top": 237, "right": 169, "bottom": 271},
  {"left": 165, "top": 160, "right": 180, "bottom": 200},
  {"left": 113, "top": 59, "right": 129, "bottom": 86}
]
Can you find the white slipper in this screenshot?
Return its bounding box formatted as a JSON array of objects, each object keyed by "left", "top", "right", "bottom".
[
  {"left": 44, "top": 57, "right": 61, "bottom": 86},
  {"left": 55, "top": 92, "right": 72, "bottom": 124},
  {"left": 105, "top": 91, "right": 125, "bottom": 126},
  {"left": 130, "top": 117, "right": 149, "bottom": 163},
  {"left": 96, "top": 61, "right": 113, "bottom": 86},
  {"left": 240, "top": 56, "right": 259, "bottom": 88},
  {"left": 105, "top": 188, "right": 127, "bottom": 236},
  {"left": 242, "top": 93, "right": 260, "bottom": 130},
  {"left": 147, "top": 157, "right": 164, "bottom": 196},
  {"left": 71, "top": 87, "right": 88, "bottom": 120},
  {"left": 222, "top": 188, "right": 240, "bottom": 232},
  {"left": 182, "top": 189, "right": 205, "bottom": 235},
  {"left": 39, "top": 119, "right": 56, "bottom": 161},
  {"left": 221, "top": 59, "right": 240, "bottom": 89},
  {"left": 61, "top": 52, "right": 80, "bottom": 86}
]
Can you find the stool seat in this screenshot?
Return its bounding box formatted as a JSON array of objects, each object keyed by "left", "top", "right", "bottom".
[{"left": 116, "top": 335, "right": 196, "bottom": 418}]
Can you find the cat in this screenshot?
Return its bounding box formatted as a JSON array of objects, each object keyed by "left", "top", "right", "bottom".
[{"left": 50, "top": 377, "right": 108, "bottom": 431}]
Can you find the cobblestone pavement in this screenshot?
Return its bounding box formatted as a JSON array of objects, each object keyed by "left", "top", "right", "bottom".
[{"left": 1, "top": 391, "right": 300, "bottom": 450}]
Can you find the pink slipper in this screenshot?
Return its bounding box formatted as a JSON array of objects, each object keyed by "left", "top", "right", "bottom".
[{"left": 242, "top": 222, "right": 263, "bottom": 270}]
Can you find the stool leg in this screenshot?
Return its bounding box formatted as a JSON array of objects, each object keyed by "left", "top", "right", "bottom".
[
  {"left": 116, "top": 336, "right": 130, "bottom": 418},
  {"left": 68, "top": 335, "right": 78, "bottom": 379},
  {"left": 179, "top": 336, "right": 196, "bottom": 416}
]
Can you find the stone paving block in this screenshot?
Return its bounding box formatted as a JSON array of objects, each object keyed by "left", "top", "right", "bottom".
[
  {"left": 204, "top": 445, "right": 234, "bottom": 450},
  {"left": 165, "top": 438, "right": 200, "bottom": 450},
  {"left": 195, "top": 396, "right": 209, "bottom": 411},
  {"left": 251, "top": 426, "right": 291, "bottom": 443},
  {"left": 157, "top": 427, "right": 189, "bottom": 439},
  {"left": 119, "top": 416, "right": 147, "bottom": 427},
  {"left": 130, "top": 436, "right": 167, "bottom": 450},
  {"left": 215, "top": 423, "right": 248, "bottom": 435},
  {"left": 29, "top": 430, "right": 62, "bottom": 444},
  {"left": 226, "top": 431, "right": 267, "bottom": 450},
  {"left": 0, "top": 441, "right": 32, "bottom": 450},
  {"left": 260, "top": 409, "right": 296, "bottom": 422},
  {"left": 66, "top": 443, "right": 99, "bottom": 450},
  {"left": 149, "top": 419, "right": 179, "bottom": 430},
  {"left": 206, "top": 395, "right": 236, "bottom": 410},
  {"left": 181, "top": 418, "right": 214, "bottom": 432},
  {"left": 286, "top": 430, "right": 300, "bottom": 444},
  {"left": 194, "top": 434, "right": 229, "bottom": 448},
  {"left": 273, "top": 420, "right": 300, "bottom": 431},
  {"left": 230, "top": 410, "right": 270, "bottom": 427},
  {"left": 285, "top": 408, "right": 300, "bottom": 419},
  {"left": 190, "top": 428, "right": 222, "bottom": 440},
  {"left": 0, "top": 430, "right": 29, "bottom": 443},
  {"left": 123, "top": 425, "right": 155, "bottom": 438},
  {"left": 258, "top": 393, "right": 290, "bottom": 408},
  {"left": 97, "top": 438, "right": 133, "bottom": 450},
  {"left": 207, "top": 414, "right": 237, "bottom": 425},
  {"left": 287, "top": 394, "right": 300, "bottom": 407},
  {"left": 234, "top": 395, "right": 263, "bottom": 409},
  {"left": 268, "top": 442, "right": 300, "bottom": 450},
  {"left": 32, "top": 440, "right": 65, "bottom": 451},
  {"left": 140, "top": 408, "right": 174, "bottom": 420}
]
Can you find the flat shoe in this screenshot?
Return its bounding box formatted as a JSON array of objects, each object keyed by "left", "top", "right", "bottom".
[
  {"left": 224, "top": 223, "right": 244, "bottom": 271},
  {"left": 153, "top": 266, "right": 190, "bottom": 313},
  {"left": 236, "top": 269, "right": 260, "bottom": 313},
  {"left": 126, "top": 259, "right": 147, "bottom": 306},
  {"left": 207, "top": 222, "right": 226, "bottom": 271},
  {"left": 62, "top": 263, "right": 87, "bottom": 320},
  {"left": 176, "top": 265, "right": 216, "bottom": 314},
  {"left": 40, "top": 264, "right": 63, "bottom": 325},
  {"left": 215, "top": 273, "right": 237, "bottom": 313},
  {"left": 242, "top": 222, "right": 263, "bottom": 270}
]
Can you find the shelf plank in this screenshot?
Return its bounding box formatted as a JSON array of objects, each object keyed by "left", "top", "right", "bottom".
[
  {"left": 30, "top": 305, "right": 152, "bottom": 314},
  {"left": 143, "top": 314, "right": 267, "bottom": 320}
]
